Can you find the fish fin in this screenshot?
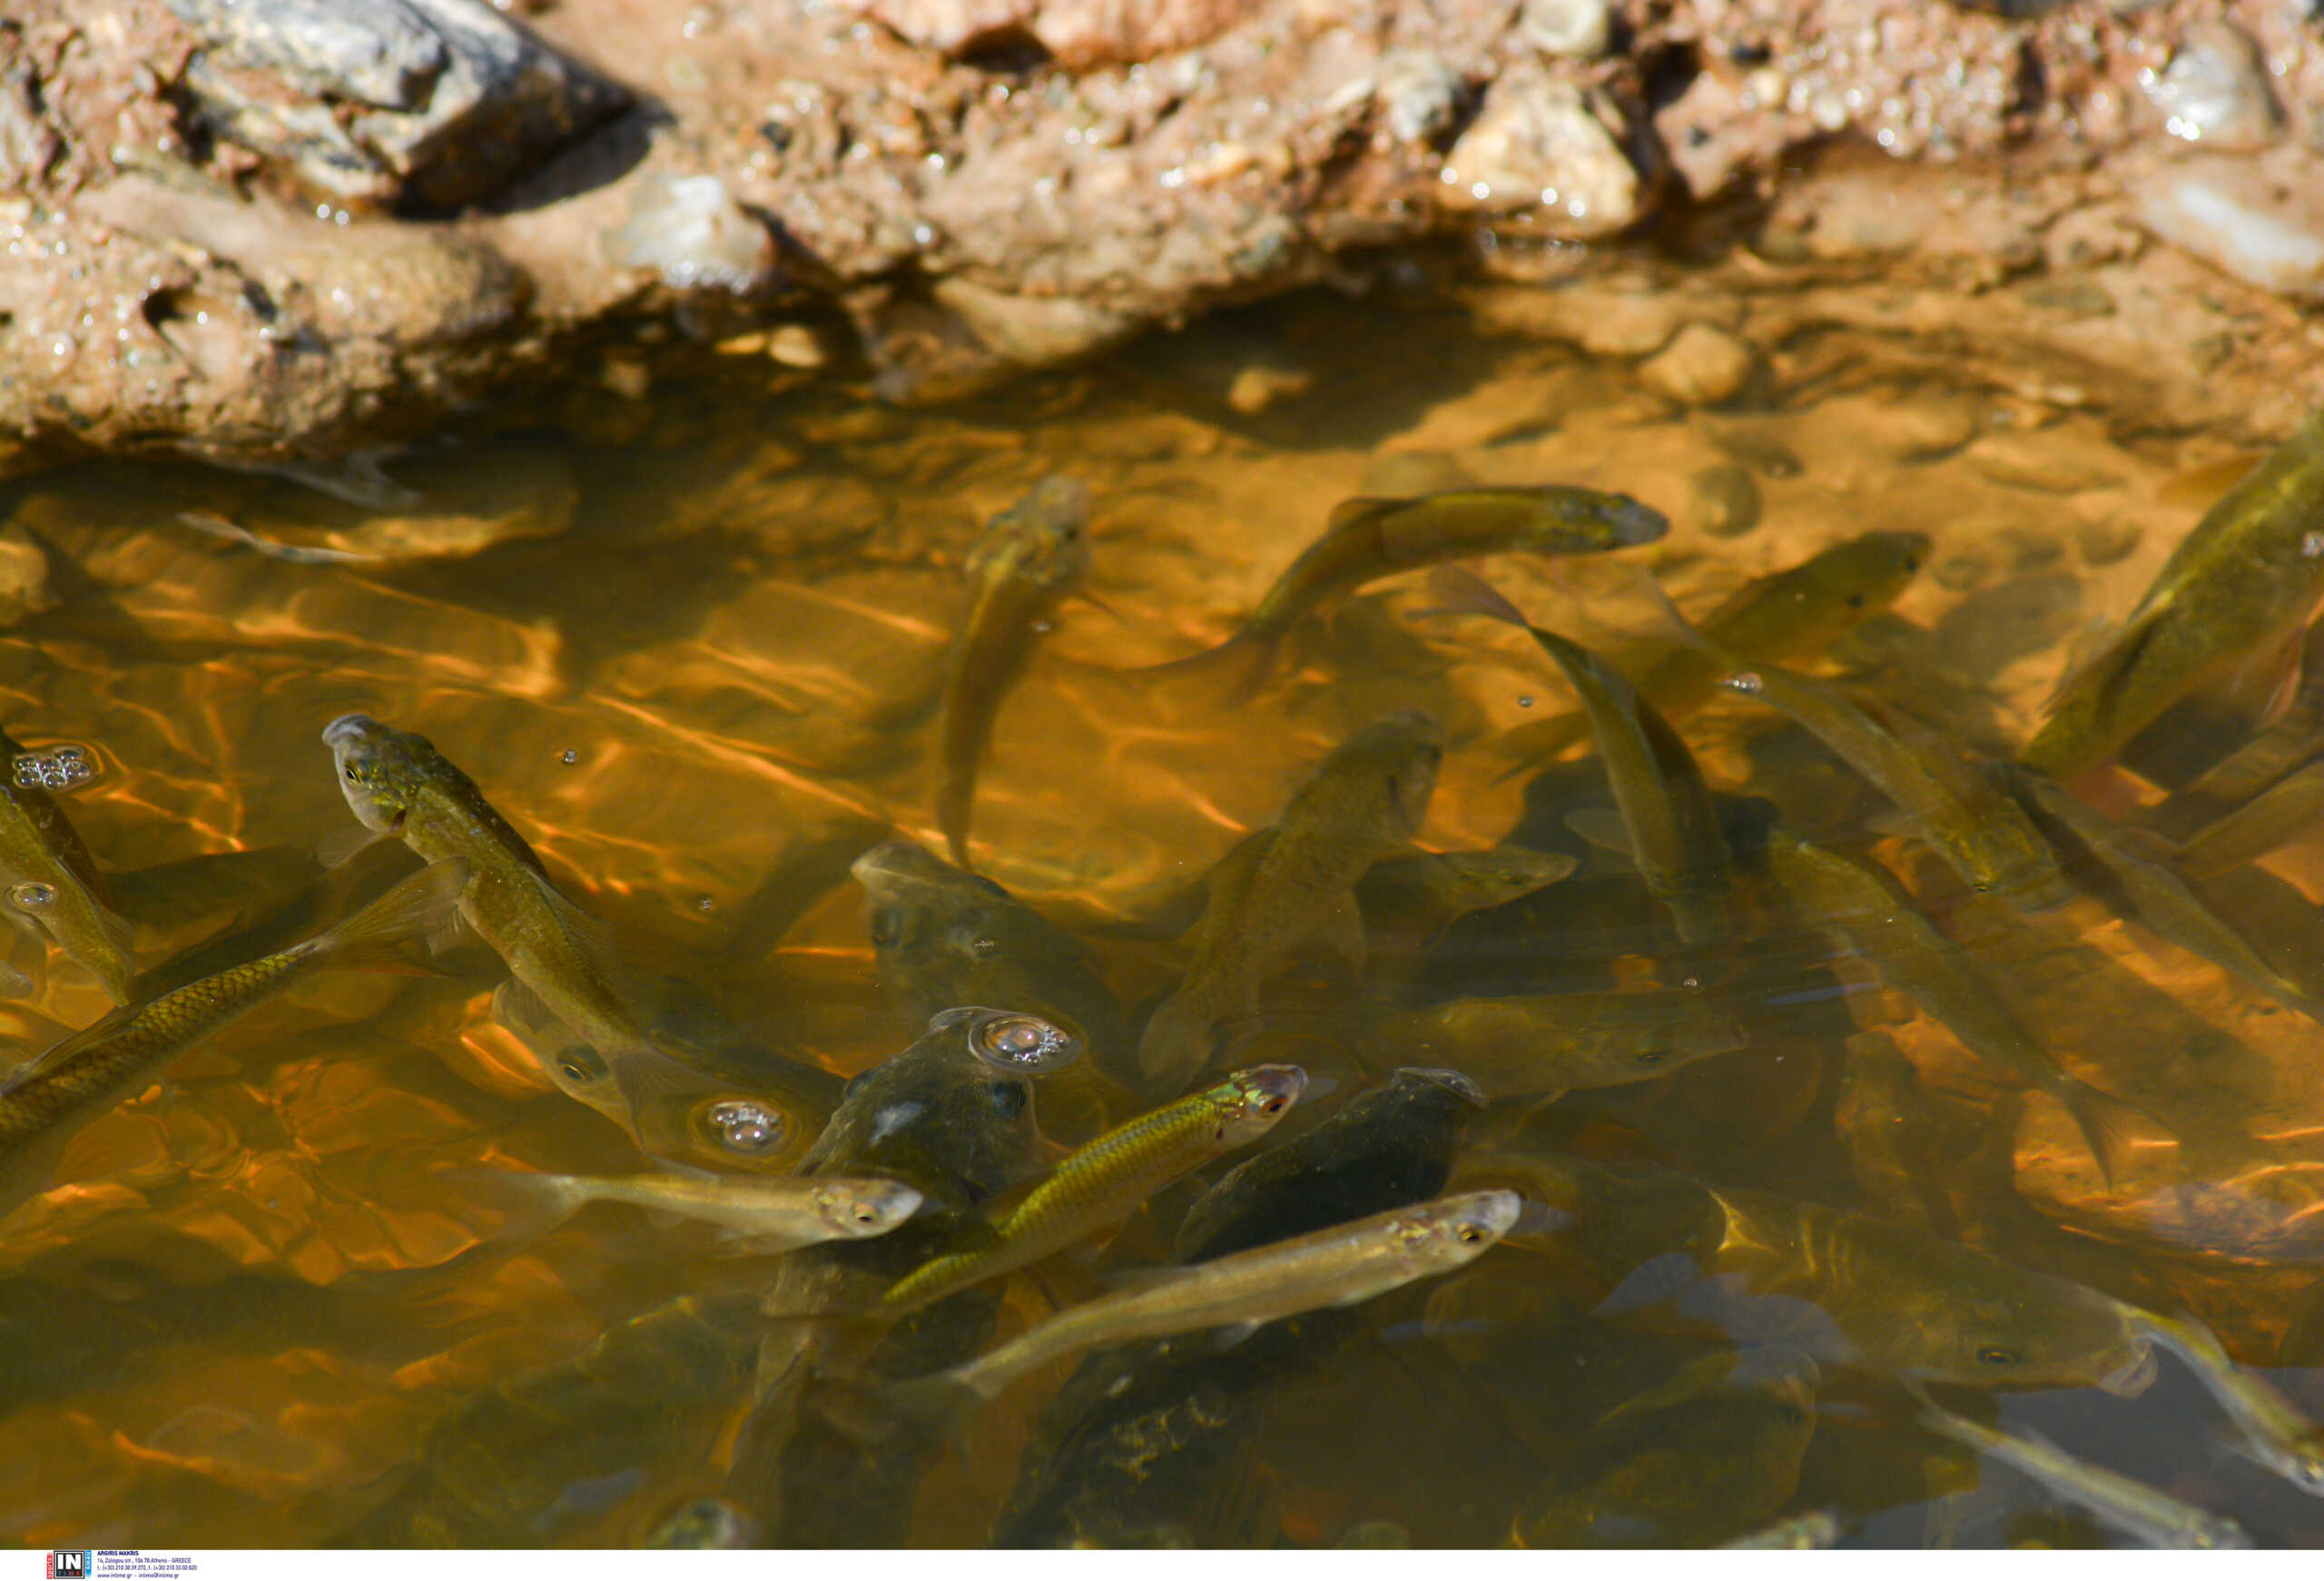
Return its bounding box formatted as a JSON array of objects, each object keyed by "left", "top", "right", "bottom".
[
  {"left": 2241, "top": 625, "right": 2309, "bottom": 731},
  {"left": 1327, "top": 497, "right": 1397, "bottom": 531},
  {"left": 1594, "top": 1251, "right": 1705, "bottom": 1316},
  {"left": 308, "top": 859, "right": 468, "bottom": 973},
  {"left": 1415, "top": 565, "right": 1533, "bottom": 627},
  {"left": 0, "top": 959, "right": 31, "bottom": 1000},
  {"left": 2040, "top": 607, "right": 2162, "bottom": 720},
  {"left": 526, "top": 869, "right": 622, "bottom": 969},
  {"left": 1689, "top": 1285, "right": 1855, "bottom": 1365},
  {"left": 2098, "top": 1340, "right": 2159, "bottom": 1399},
  {"left": 491, "top": 973, "right": 567, "bottom": 1049},
  {"left": 2, "top": 1002, "right": 146, "bottom": 1095},
  {"left": 1562, "top": 805, "right": 1636, "bottom": 857},
  {"left": 86, "top": 900, "right": 139, "bottom": 1004},
  {"left": 1206, "top": 1319, "right": 1265, "bottom": 1350},
  {"left": 1135, "top": 992, "right": 1217, "bottom": 1090},
  {"left": 314, "top": 824, "right": 389, "bottom": 870}
]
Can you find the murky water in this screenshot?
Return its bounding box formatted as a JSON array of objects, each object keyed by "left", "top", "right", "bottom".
[{"left": 4, "top": 262, "right": 2323, "bottom": 1548}]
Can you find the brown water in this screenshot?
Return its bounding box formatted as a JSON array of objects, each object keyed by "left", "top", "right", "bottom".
[{"left": 3, "top": 265, "right": 2323, "bottom": 1548}]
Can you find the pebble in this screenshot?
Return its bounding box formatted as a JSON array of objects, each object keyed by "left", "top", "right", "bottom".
[
  {"left": 767, "top": 324, "right": 829, "bottom": 369},
  {"left": 1933, "top": 575, "right": 2085, "bottom": 682},
  {"left": 2137, "top": 154, "right": 2324, "bottom": 301},
  {"left": 1638, "top": 323, "right": 1755, "bottom": 405},
  {"left": 1226, "top": 363, "right": 1314, "bottom": 415},
  {"left": 933, "top": 277, "right": 1138, "bottom": 365},
  {"left": 1519, "top": 0, "right": 1611, "bottom": 60},
  {"left": 0, "top": 527, "right": 53, "bottom": 626},
  {"left": 602, "top": 174, "right": 779, "bottom": 294},
  {"left": 1442, "top": 65, "right": 1643, "bottom": 240},
  {"left": 1684, "top": 462, "right": 1761, "bottom": 539},
  {"left": 2074, "top": 514, "right": 2144, "bottom": 568},
  {"left": 1377, "top": 50, "right": 1469, "bottom": 146},
  {"left": 2143, "top": 23, "right": 2281, "bottom": 151}
]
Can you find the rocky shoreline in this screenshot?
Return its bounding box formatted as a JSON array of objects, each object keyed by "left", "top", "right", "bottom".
[{"left": 4, "top": 0, "right": 2322, "bottom": 476}]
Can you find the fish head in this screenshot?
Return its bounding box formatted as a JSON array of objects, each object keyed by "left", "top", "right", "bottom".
[
  {"left": 1432, "top": 850, "right": 1578, "bottom": 907},
  {"left": 1393, "top": 1189, "right": 1524, "bottom": 1269},
  {"left": 1527, "top": 488, "right": 1668, "bottom": 550},
  {"left": 1897, "top": 1265, "right": 2149, "bottom": 1388},
  {"left": 1334, "top": 711, "right": 1444, "bottom": 836},
  {"left": 799, "top": 1020, "right": 1047, "bottom": 1211},
  {"left": 1209, "top": 1062, "right": 1308, "bottom": 1144},
  {"left": 322, "top": 713, "right": 435, "bottom": 834},
  {"left": 809, "top": 1177, "right": 926, "bottom": 1239},
  {"left": 968, "top": 475, "right": 1093, "bottom": 590},
  {"left": 945, "top": 1005, "right": 1085, "bottom": 1074},
  {"left": 1393, "top": 1066, "right": 1488, "bottom": 1106},
  {"left": 1814, "top": 531, "right": 1931, "bottom": 610}
]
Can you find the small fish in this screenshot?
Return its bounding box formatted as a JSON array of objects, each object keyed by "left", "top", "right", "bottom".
[
  {"left": 106, "top": 845, "right": 327, "bottom": 934},
  {"left": 1363, "top": 989, "right": 1745, "bottom": 1097},
  {"left": 1429, "top": 568, "right": 1732, "bottom": 943},
  {"left": 2173, "top": 756, "right": 2324, "bottom": 878},
  {"left": 1138, "top": 712, "right": 1444, "bottom": 1087},
  {"left": 2004, "top": 765, "right": 2324, "bottom": 1023},
  {"left": 1465, "top": 1152, "right": 2155, "bottom": 1389},
  {"left": 1714, "top": 658, "right": 2068, "bottom": 909},
  {"left": 901, "top": 1189, "right": 1521, "bottom": 1406},
  {"left": 1719, "top": 1511, "right": 1843, "bottom": 1549},
  {"left": 174, "top": 509, "right": 381, "bottom": 566},
  {"left": 1354, "top": 848, "right": 1577, "bottom": 988},
  {"left": 2024, "top": 409, "right": 2324, "bottom": 777},
  {"left": 0, "top": 860, "right": 464, "bottom": 1202},
  {"left": 1762, "top": 826, "right": 2149, "bottom": 1185},
  {"left": 1155, "top": 485, "right": 1667, "bottom": 696},
  {"left": 460, "top": 1166, "right": 922, "bottom": 1251},
  {"left": 322, "top": 714, "right": 690, "bottom": 1110},
  {"left": 935, "top": 476, "right": 1091, "bottom": 867},
  {"left": 1912, "top": 1392, "right": 2251, "bottom": 1548},
  {"left": 875, "top": 1063, "right": 1306, "bottom": 1312},
  {"left": 641, "top": 1497, "right": 760, "bottom": 1548},
  {"left": 2130, "top": 1310, "right": 2324, "bottom": 1498},
  {"left": 1494, "top": 530, "right": 1929, "bottom": 774},
  {"left": 0, "top": 725, "right": 135, "bottom": 1003}
]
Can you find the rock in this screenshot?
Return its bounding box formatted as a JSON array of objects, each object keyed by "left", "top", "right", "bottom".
[
  {"left": 1933, "top": 575, "right": 2083, "bottom": 682},
  {"left": 2075, "top": 515, "right": 2144, "bottom": 568},
  {"left": 1442, "top": 65, "right": 1644, "bottom": 241},
  {"left": 2138, "top": 153, "right": 2324, "bottom": 301},
  {"left": 1361, "top": 451, "right": 1475, "bottom": 497},
  {"left": 166, "top": 0, "right": 628, "bottom": 209},
  {"left": 931, "top": 277, "right": 1139, "bottom": 367},
  {"left": 1638, "top": 323, "right": 1756, "bottom": 405},
  {"left": 2142, "top": 22, "right": 2281, "bottom": 152},
  {"left": 1519, "top": 0, "right": 1610, "bottom": 60},
  {"left": 1377, "top": 50, "right": 1469, "bottom": 147},
  {"left": 1465, "top": 282, "right": 1683, "bottom": 358},
  {"left": 766, "top": 325, "right": 830, "bottom": 369},
  {"left": 851, "top": 0, "right": 1253, "bottom": 68},
  {"left": 1225, "top": 362, "right": 1313, "bottom": 415},
  {"left": 0, "top": 526, "right": 53, "bottom": 626},
  {"left": 1684, "top": 463, "right": 1760, "bottom": 539},
  {"left": 600, "top": 175, "right": 779, "bottom": 295}
]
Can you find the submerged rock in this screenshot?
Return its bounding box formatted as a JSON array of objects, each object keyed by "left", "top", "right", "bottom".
[
  {"left": 1443, "top": 65, "right": 1645, "bottom": 240},
  {"left": 2139, "top": 153, "right": 2324, "bottom": 301},
  {"left": 2141, "top": 22, "right": 2281, "bottom": 151},
  {"left": 1639, "top": 323, "right": 1755, "bottom": 406}
]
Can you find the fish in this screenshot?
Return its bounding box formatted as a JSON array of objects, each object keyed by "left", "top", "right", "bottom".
[
  {"left": 902, "top": 1189, "right": 1521, "bottom": 1407},
  {"left": 1137, "top": 711, "right": 1444, "bottom": 1088},
  {"left": 2023, "top": 409, "right": 2324, "bottom": 777},
  {"left": 105, "top": 845, "right": 327, "bottom": 934},
  {"left": 874, "top": 1062, "right": 1306, "bottom": 1313},
  {"left": 1361, "top": 989, "right": 1746, "bottom": 1098},
  {"left": 640, "top": 1497, "right": 760, "bottom": 1548},
  {"left": 2172, "top": 756, "right": 2324, "bottom": 878},
  {"left": 2004, "top": 765, "right": 2324, "bottom": 1023},
  {"left": 1911, "top": 1392, "right": 2251, "bottom": 1548},
  {"left": 1462, "top": 1151, "right": 2155, "bottom": 1390},
  {"left": 1508, "top": 1347, "right": 1819, "bottom": 1548},
  {"left": 1719, "top": 1510, "right": 1844, "bottom": 1549},
  {"left": 935, "top": 475, "right": 1091, "bottom": 866},
  {"left": 2129, "top": 1310, "right": 2324, "bottom": 1498},
  {"left": 851, "top": 839, "right": 1132, "bottom": 1093},
  {"left": 1427, "top": 568, "right": 1733, "bottom": 943},
  {"left": 998, "top": 1065, "right": 1486, "bottom": 1546},
  {"left": 1712, "top": 657, "right": 2069, "bottom": 909},
  {"left": 458, "top": 1166, "right": 923, "bottom": 1252},
  {"left": 1153, "top": 485, "right": 1667, "bottom": 696},
  {"left": 1494, "top": 529, "right": 1930, "bottom": 774},
  {"left": 321, "top": 714, "right": 704, "bottom": 1122},
  {"left": 0, "top": 860, "right": 464, "bottom": 1205},
  {"left": 1760, "top": 826, "right": 2150, "bottom": 1186},
  {"left": 729, "top": 1012, "right": 1057, "bottom": 1546},
  {"left": 0, "top": 725, "right": 135, "bottom": 1003},
  {"left": 1354, "top": 848, "right": 1577, "bottom": 990}
]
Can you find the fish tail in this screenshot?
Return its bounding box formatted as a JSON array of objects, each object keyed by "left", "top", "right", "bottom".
[
  {"left": 1135, "top": 992, "right": 1218, "bottom": 1092},
  {"left": 444, "top": 1166, "right": 594, "bottom": 1241},
  {"left": 934, "top": 776, "right": 975, "bottom": 869},
  {"left": 308, "top": 859, "right": 468, "bottom": 973},
  {"left": 1132, "top": 628, "right": 1284, "bottom": 704},
  {"left": 86, "top": 900, "right": 139, "bottom": 1004},
  {"left": 2053, "top": 1079, "right": 2158, "bottom": 1191}
]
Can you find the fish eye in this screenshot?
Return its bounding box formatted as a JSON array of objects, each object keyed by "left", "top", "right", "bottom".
[
  {"left": 1975, "top": 1344, "right": 2023, "bottom": 1367},
  {"left": 1634, "top": 1047, "right": 1668, "bottom": 1067},
  {"left": 969, "top": 1012, "right": 1077, "bottom": 1072},
  {"left": 1456, "top": 1225, "right": 1485, "bottom": 1244},
  {"left": 1262, "top": 1096, "right": 1287, "bottom": 1114},
  {"left": 704, "top": 1099, "right": 783, "bottom": 1153},
  {"left": 557, "top": 1059, "right": 592, "bottom": 1082},
  {"left": 7, "top": 880, "right": 56, "bottom": 911},
  {"left": 852, "top": 1201, "right": 882, "bottom": 1224}
]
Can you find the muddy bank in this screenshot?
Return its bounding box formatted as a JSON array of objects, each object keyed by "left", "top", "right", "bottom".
[{"left": 4, "top": 0, "right": 2324, "bottom": 475}]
